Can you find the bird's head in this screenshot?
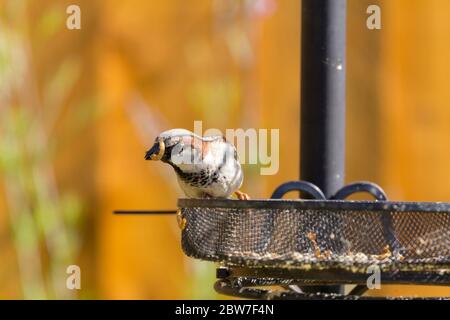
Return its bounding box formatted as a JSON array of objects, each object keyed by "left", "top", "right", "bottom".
[{"left": 145, "top": 129, "right": 203, "bottom": 168}]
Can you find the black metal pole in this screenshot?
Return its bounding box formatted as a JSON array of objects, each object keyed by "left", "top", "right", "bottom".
[
  {"left": 300, "top": 0, "right": 347, "bottom": 294},
  {"left": 301, "top": 0, "right": 346, "bottom": 199}
]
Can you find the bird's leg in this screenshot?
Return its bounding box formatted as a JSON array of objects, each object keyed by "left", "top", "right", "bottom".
[
  {"left": 201, "top": 193, "right": 213, "bottom": 199},
  {"left": 234, "top": 190, "right": 250, "bottom": 200}
]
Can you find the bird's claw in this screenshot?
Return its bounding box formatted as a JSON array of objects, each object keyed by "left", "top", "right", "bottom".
[{"left": 234, "top": 190, "right": 250, "bottom": 200}]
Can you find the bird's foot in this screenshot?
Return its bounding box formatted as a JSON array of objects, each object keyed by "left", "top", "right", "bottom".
[{"left": 234, "top": 190, "right": 250, "bottom": 200}]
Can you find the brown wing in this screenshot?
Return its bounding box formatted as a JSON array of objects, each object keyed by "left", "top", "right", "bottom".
[{"left": 180, "top": 134, "right": 226, "bottom": 158}]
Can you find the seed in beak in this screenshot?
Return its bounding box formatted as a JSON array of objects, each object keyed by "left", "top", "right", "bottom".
[{"left": 145, "top": 139, "right": 165, "bottom": 161}]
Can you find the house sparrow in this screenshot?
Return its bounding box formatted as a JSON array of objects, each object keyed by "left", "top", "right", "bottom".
[{"left": 145, "top": 129, "right": 249, "bottom": 200}]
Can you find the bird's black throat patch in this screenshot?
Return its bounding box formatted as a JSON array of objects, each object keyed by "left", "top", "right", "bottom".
[
  {"left": 170, "top": 164, "right": 220, "bottom": 187},
  {"left": 168, "top": 151, "right": 228, "bottom": 188}
]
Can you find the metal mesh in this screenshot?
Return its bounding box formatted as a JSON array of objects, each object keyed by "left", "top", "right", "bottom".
[{"left": 179, "top": 199, "right": 450, "bottom": 278}]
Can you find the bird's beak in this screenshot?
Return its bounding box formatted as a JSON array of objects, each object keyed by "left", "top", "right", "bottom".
[{"left": 145, "top": 139, "right": 165, "bottom": 161}]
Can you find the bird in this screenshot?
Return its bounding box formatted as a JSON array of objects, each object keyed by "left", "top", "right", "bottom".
[{"left": 145, "top": 129, "right": 249, "bottom": 200}]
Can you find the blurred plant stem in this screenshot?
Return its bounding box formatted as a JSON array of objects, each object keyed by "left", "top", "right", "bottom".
[{"left": 0, "top": 1, "right": 82, "bottom": 299}]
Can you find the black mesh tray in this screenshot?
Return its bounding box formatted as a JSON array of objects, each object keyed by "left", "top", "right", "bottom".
[{"left": 178, "top": 199, "right": 450, "bottom": 283}]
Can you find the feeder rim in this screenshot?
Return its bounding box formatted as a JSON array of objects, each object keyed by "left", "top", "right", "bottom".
[{"left": 177, "top": 198, "right": 450, "bottom": 213}]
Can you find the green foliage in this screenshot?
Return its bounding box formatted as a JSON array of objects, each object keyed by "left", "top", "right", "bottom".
[{"left": 0, "top": 0, "right": 89, "bottom": 299}]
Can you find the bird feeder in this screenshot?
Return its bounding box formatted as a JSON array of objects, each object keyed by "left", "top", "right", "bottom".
[
  {"left": 118, "top": 0, "right": 450, "bottom": 299},
  {"left": 179, "top": 183, "right": 450, "bottom": 299}
]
